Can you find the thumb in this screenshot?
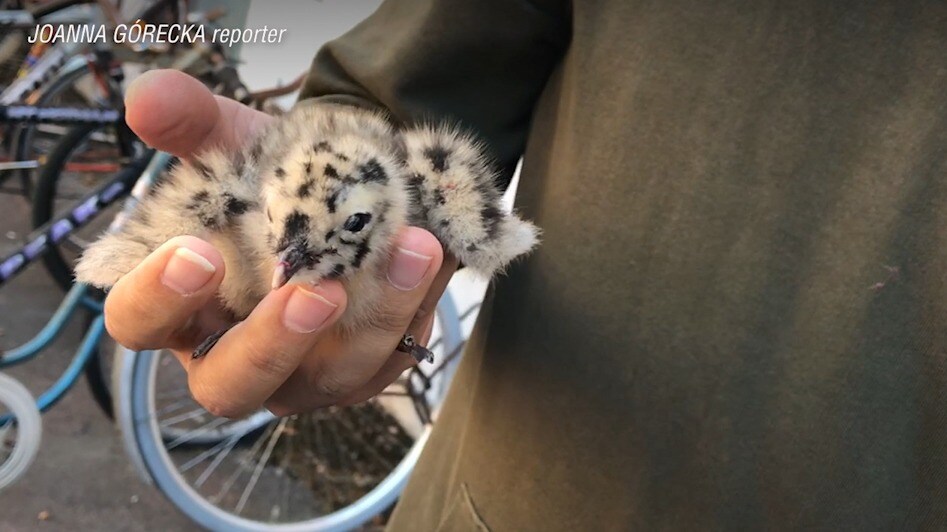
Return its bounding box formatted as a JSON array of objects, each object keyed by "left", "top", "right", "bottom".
[{"left": 124, "top": 69, "right": 272, "bottom": 159}]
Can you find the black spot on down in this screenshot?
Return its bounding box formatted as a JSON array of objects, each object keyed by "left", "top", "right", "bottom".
[
  {"left": 481, "top": 204, "right": 502, "bottom": 239},
  {"left": 281, "top": 211, "right": 310, "bottom": 246},
  {"left": 297, "top": 179, "right": 315, "bottom": 198},
  {"left": 313, "top": 141, "right": 332, "bottom": 153},
  {"left": 328, "top": 264, "right": 345, "bottom": 278},
  {"left": 424, "top": 146, "right": 450, "bottom": 172},
  {"left": 192, "top": 161, "right": 215, "bottom": 180},
  {"left": 352, "top": 241, "right": 370, "bottom": 268},
  {"left": 326, "top": 191, "right": 339, "bottom": 214},
  {"left": 358, "top": 159, "right": 387, "bottom": 183},
  {"left": 223, "top": 194, "right": 252, "bottom": 218},
  {"left": 186, "top": 190, "right": 210, "bottom": 210}
]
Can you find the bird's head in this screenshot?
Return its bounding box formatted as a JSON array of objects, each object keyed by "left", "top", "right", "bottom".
[{"left": 260, "top": 135, "right": 407, "bottom": 290}]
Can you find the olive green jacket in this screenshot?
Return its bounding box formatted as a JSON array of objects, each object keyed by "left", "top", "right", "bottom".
[{"left": 301, "top": 1, "right": 947, "bottom": 529}]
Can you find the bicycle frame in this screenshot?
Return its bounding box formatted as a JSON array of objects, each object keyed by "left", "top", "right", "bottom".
[
  {"left": 0, "top": 285, "right": 102, "bottom": 422},
  {"left": 0, "top": 104, "right": 121, "bottom": 124},
  {"left": 0, "top": 149, "right": 154, "bottom": 286}
]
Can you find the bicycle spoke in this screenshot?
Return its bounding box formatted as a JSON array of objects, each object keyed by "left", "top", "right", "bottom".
[
  {"left": 212, "top": 422, "right": 278, "bottom": 504},
  {"left": 460, "top": 303, "right": 483, "bottom": 322},
  {"left": 165, "top": 417, "right": 231, "bottom": 450},
  {"left": 0, "top": 422, "right": 12, "bottom": 448},
  {"left": 429, "top": 335, "right": 443, "bottom": 352},
  {"left": 180, "top": 430, "right": 244, "bottom": 474},
  {"left": 156, "top": 387, "right": 191, "bottom": 400},
  {"left": 194, "top": 431, "right": 243, "bottom": 488},
  {"left": 235, "top": 417, "right": 289, "bottom": 515},
  {"left": 155, "top": 397, "right": 198, "bottom": 416},
  {"left": 158, "top": 406, "right": 212, "bottom": 428},
  {"left": 276, "top": 417, "right": 297, "bottom": 520}
]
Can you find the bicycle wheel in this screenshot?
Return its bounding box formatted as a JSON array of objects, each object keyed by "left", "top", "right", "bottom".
[
  {"left": 0, "top": 372, "right": 42, "bottom": 491},
  {"left": 32, "top": 120, "right": 140, "bottom": 292},
  {"left": 117, "top": 292, "right": 465, "bottom": 530}
]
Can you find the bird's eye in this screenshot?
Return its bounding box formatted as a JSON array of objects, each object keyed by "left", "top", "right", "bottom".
[{"left": 343, "top": 213, "right": 372, "bottom": 233}]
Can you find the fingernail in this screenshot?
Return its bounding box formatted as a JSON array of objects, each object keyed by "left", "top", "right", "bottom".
[
  {"left": 283, "top": 285, "right": 338, "bottom": 333},
  {"left": 161, "top": 246, "right": 216, "bottom": 295},
  {"left": 387, "top": 247, "right": 433, "bottom": 291}
]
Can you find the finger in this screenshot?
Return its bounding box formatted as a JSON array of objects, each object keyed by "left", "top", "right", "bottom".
[
  {"left": 124, "top": 69, "right": 273, "bottom": 159},
  {"left": 264, "top": 227, "right": 444, "bottom": 413},
  {"left": 187, "top": 282, "right": 347, "bottom": 419},
  {"left": 104, "top": 236, "right": 226, "bottom": 352}
]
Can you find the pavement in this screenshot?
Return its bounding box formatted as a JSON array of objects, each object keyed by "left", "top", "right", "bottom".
[{"left": 0, "top": 188, "right": 198, "bottom": 531}]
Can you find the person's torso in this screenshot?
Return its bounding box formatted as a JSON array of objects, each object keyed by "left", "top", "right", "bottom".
[{"left": 398, "top": 2, "right": 947, "bottom": 529}]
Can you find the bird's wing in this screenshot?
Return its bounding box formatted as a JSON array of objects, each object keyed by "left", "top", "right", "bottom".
[
  {"left": 75, "top": 148, "right": 259, "bottom": 289},
  {"left": 401, "top": 125, "right": 539, "bottom": 276}
]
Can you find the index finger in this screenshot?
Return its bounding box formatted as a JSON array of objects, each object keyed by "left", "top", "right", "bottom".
[
  {"left": 104, "top": 236, "right": 228, "bottom": 352},
  {"left": 186, "top": 282, "right": 348, "bottom": 419}
]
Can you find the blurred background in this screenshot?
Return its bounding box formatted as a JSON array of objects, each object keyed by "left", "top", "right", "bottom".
[{"left": 0, "top": 1, "right": 497, "bottom": 529}]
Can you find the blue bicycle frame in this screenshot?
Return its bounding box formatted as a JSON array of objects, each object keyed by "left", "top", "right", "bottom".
[{"left": 0, "top": 283, "right": 102, "bottom": 417}]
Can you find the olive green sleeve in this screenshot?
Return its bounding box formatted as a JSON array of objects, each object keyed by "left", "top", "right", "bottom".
[{"left": 297, "top": 0, "right": 571, "bottom": 183}]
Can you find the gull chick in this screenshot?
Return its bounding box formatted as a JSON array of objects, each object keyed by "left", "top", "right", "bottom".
[{"left": 75, "top": 104, "right": 539, "bottom": 358}]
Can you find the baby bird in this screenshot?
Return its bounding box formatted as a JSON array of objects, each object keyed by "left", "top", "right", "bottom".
[{"left": 75, "top": 104, "right": 539, "bottom": 362}]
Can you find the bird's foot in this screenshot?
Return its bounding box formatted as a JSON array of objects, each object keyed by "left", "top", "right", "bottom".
[
  {"left": 397, "top": 333, "right": 434, "bottom": 364},
  {"left": 192, "top": 325, "right": 235, "bottom": 359}
]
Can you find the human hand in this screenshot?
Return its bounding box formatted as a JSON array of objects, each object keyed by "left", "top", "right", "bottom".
[{"left": 105, "top": 69, "right": 457, "bottom": 417}]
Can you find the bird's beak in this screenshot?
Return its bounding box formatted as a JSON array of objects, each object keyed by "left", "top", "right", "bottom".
[{"left": 271, "top": 245, "right": 307, "bottom": 290}]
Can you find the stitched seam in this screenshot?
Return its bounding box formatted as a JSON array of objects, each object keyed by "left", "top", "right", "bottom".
[{"left": 461, "top": 483, "right": 490, "bottom": 532}]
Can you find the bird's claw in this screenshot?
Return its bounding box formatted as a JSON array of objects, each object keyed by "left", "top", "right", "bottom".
[{"left": 398, "top": 333, "right": 434, "bottom": 364}]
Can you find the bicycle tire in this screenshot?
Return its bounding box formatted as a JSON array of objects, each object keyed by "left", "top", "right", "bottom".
[
  {"left": 81, "top": 308, "right": 113, "bottom": 419},
  {"left": 117, "top": 292, "right": 465, "bottom": 530},
  {"left": 0, "top": 372, "right": 42, "bottom": 491}
]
